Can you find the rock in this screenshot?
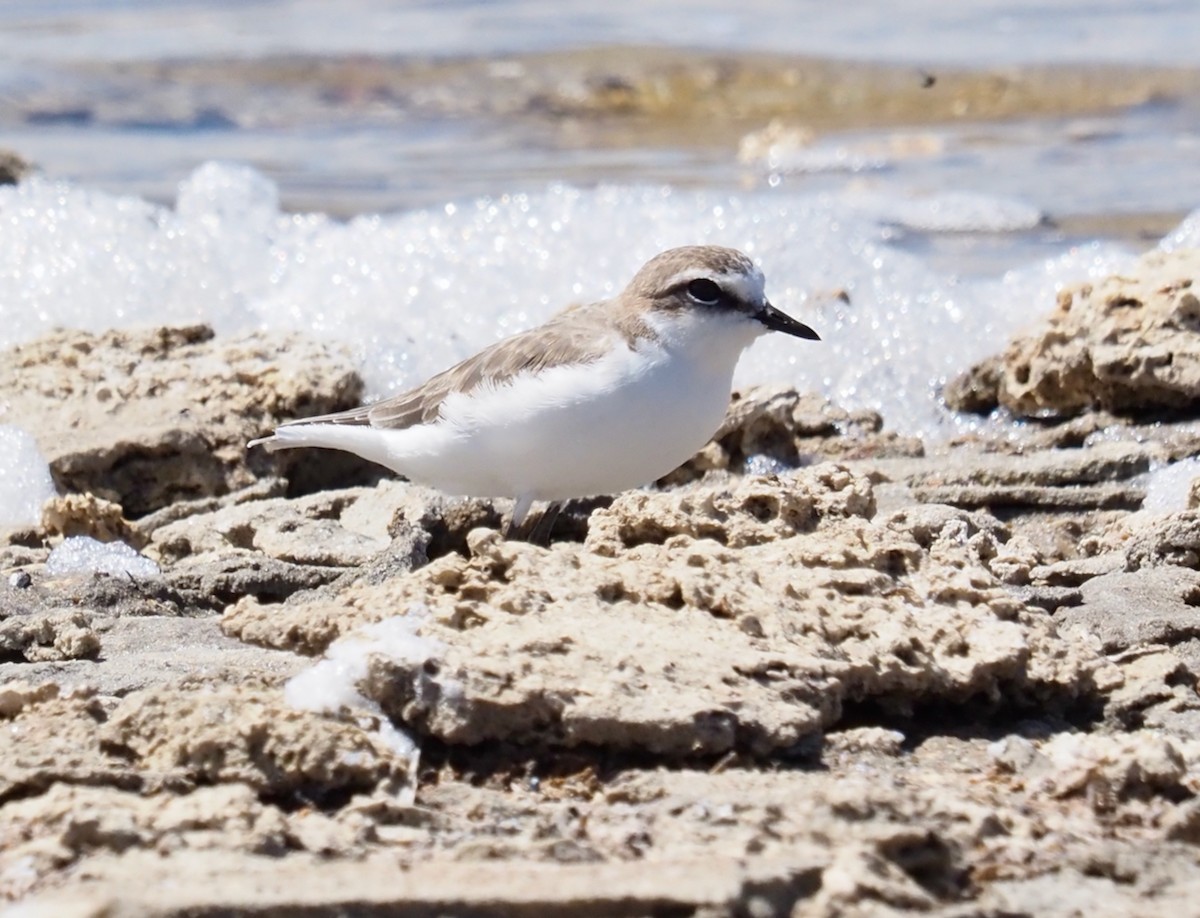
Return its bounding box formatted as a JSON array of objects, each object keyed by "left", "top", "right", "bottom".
[
  {"left": 7, "top": 306, "right": 1200, "bottom": 910},
  {"left": 1035, "top": 731, "right": 1189, "bottom": 803},
  {"left": 144, "top": 480, "right": 452, "bottom": 609},
  {"left": 134, "top": 477, "right": 287, "bottom": 536},
  {"left": 0, "top": 684, "right": 414, "bottom": 804},
  {"left": 1027, "top": 553, "right": 1125, "bottom": 588},
  {"left": 7, "top": 852, "right": 826, "bottom": 918},
  {"left": 1125, "top": 510, "right": 1200, "bottom": 570},
  {"left": 0, "top": 610, "right": 99, "bottom": 662},
  {"left": 589, "top": 464, "right": 876, "bottom": 551},
  {"left": 1104, "top": 649, "right": 1200, "bottom": 732},
  {"left": 0, "top": 149, "right": 32, "bottom": 184},
  {"left": 0, "top": 783, "right": 292, "bottom": 901},
  {"left": 945, "top": 248, "right": 1200, "bottom": 419},
  {"left": 227, "top": 468, "right": 1099, "bottom": 756},
  {"left": 823, "top": 727, "right": 906, "bottom": 758},
  {"left": 0, "top": 679, "right": 58, "bottom": 717},
  {"left": 0, "top": 325, "right": 368, "bottom": 517},
  {"left": 941, "top": 354, "right": 1004, "bottom": 414},
  {"left": 40, "top": 493, "right": 143, "bottom": 547},
  {"left": 1060, "top": 567, "right": 1200, "bottom": 653},
  {"left": 0, "top": 562, "right": 185, "bottom": 621},
  {"left": 903, "top": 441, "right": 1151, "bottom": 510},
  {"left": 0, "top": 616, "right": 305, "bottom": 698},
  {"left": 664, "top": 386, "right": 923, "bottom": 486},
  {"left": 163, "top": 553, "right": 348, "bottom": 610},
  {"left": 148, "top": 488, "right": 393, "bottom": 568}
]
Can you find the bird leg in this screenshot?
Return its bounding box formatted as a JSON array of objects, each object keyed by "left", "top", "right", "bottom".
[
  {"left": 525, "top": 501, "right": 564, "bottom": 546},
  {"left": 503, "top": 494, "right": 535, "bottom": 540},
  {"left": 502, "top": 497, "right": 563, "bottom": 544}
]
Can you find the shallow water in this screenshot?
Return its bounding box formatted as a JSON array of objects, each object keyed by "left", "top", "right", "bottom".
[
  {"left": 0, "top": 1, "right": 1198, "bottom": 229},
  {"left": 4, "top": 0, "right": 1200, "bottom": 65}
]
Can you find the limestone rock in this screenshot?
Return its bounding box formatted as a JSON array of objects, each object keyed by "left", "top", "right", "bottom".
[
  {"left": 1124, "top": 510, "right": 1200, "bottom": 570},
  {"left": 0, "top": 325, "right": 366, "bottom": 517},
  {"left": 1034, "top": 730, "right": 1189, "bottom": 802},
  {"left": 148, "top": 488, "right": 393, "bottom": 568},
  {"left": 664, "top": 385, "right": 924, "bottom": 486},
  {"left": 0, "top": 616, "right": 305, "bottom": 699},
  {"left": 228, "top": 467, "right": 1099, "bottom": 756},
  {"left": 945, "top": 248, "right": 1200, "bottom": 419},
  {"left": 0, "top": 679, "right": 58, "bottom": 717},
  {"left": 40, "top": 493, "right": 143, "bottom": 548},
  {"left": 0, "top": 609, "right": 99, "bottom": 662},
  {"left": 1061, "top": 566, "right": 1200, "bottom": 653},
  {"left": 0, "top": 684, "right": 413, "bottom": 804},
  {"left": 903, "top": 441, "right": 1150, "bottom": 510},
  {"left": 0, "top": 784, "right": 292, "bottom": 900}
]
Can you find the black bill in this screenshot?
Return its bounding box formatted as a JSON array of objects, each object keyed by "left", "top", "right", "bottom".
[{"left": 756, "top": 302, "right": 820, "bottom": 340}]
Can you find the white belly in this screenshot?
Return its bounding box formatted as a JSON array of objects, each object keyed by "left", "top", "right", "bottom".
[{"left": 387, "top": 343, "right": 736, "bottom": 501}]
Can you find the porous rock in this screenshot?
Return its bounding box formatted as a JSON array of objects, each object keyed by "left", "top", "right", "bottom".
[
  {"left": 40, "top": 493, "right": 143, "bottom": 548},
  {"left": 0, "top": 325, "right": 366, "bottom": 517},
  {"left": 1125, "top": 509, "right": 1200, "bottom": 571},
  {"left": 0, "top": 616, "right": 305, "bottom": 699},
  {"left": 664, "top": 385, "right": 924, "bottom": 486},
  {"left": 0, "top": 610, "right": 99, "bottom": 662},
  {"left": 148, "top": 488, "right": 393, "bottom": 568},
  {"left": 1033, "top": 730, "right": 1191, "bottom": 802},
  {"left": 228, "top": 466, "right": 1099, "bottom": 756},
  {"left": 945, "top": 248, "right": 1200, "bottom": 419},
  {"left": 144, "top": 480, "right": 468, "bottom": 608},
  {"left": 0, "top": 684, "right": 413, "bottom": 804},
  {"left": 0, "top": 679, "right": 58, "bottom": 717},
  {"left": 902, "top": 440, "right": 1151, "bottom": 510},
  {"left": 1060, "top": 567, "right": 1200, "bottom": 654},
  {"left": 0, "top": 784, "right": 292, "bottom": 901}
]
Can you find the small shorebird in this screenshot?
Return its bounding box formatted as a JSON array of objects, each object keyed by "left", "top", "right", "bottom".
[{"left": 250, "top": 245, "right": 819, "bottom": 535}]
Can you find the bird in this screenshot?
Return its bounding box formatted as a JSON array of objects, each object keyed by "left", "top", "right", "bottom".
[{"left": 249, "top": 245, "right": 819, "bottom": 536}]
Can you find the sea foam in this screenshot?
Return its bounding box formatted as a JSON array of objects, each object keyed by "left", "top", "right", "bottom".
[
  {"left": 0, "top": 161, "right": 1143, "bottom": 441},
  {"left": 0, "top": 425, "right": 56, "bottom": 528}
]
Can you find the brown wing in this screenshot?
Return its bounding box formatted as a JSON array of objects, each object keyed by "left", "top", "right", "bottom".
[{"left": 278, "top": 302, "right": 634, "bottom": 433}]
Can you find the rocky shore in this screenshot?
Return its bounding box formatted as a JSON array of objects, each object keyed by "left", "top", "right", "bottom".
[{"left": 3, "top": 249, "right": 1200, "bottom": 915}]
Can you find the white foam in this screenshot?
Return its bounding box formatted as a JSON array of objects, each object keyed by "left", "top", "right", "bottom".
[
  {"left": 1138, "top": 458, "right": 1200, "bottom": 516},
  {"left": 285, "top": 610, "right": 445, "bottom": 790},
  {"left": 1158, "top": 206, "right": 1200, "bottom": 252},
  {"left": 45, "top": 535, "right": 161, "bottom": 578},
  {"left": 0, "top": 162, "right": 1150, "bottom": 440},
  {"left": 0, "top": 426, "right": 55, "bottom": 528}
]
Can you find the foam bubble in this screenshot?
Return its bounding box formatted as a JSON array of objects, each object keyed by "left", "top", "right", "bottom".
[
  {"left": 45, "top": 535, "right": 161, "bottom": 578},
  {"left": 0, "top": 162, "right": 1144, "bottom": 440},
  {"left": 1159, "top": 207, "right": 1200, "bottom": 252},
  {"left": 0, "top": 425, "right": 55, "bottom": 527},
  {"left": 285, "top": 610, "right": 446, "bottom": 784},
  {"left": 1139, "top": 458, "right": 1200, "bottom": 515}
]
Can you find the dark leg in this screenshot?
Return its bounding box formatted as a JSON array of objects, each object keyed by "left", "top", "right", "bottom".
[
  {"left": 503, "top": 494, "right": 535, "bottom": 539},
  {"left": 525, "top": 501, "right": 564, "bottom": 546}
]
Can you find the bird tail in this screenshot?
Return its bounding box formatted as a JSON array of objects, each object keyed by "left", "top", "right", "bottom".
[
  {"left": 247, "top": 425, "right": 327, "bottom": 453},
  {"left": 247, "top": 423, "right": 399, "bottom": 471}
]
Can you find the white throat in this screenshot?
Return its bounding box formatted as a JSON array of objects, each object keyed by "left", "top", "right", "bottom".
[{"left": 642, "top": 305, "right": 763, "bottom": 372}]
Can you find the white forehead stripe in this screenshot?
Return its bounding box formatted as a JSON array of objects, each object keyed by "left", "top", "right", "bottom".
[{"left": 662, "top": 266, "right": 766, "bottom": 305}]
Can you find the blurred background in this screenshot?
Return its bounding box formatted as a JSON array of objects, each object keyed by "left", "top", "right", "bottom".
[{"left": 3, "top": 0, "right": 1199, "bottom": 242}]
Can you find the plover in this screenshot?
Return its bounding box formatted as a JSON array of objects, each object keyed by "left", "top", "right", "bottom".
[{"left": 250, "top": 245, "right": 819, "bottom": 534}]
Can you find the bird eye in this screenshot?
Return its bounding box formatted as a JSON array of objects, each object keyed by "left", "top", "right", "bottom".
[{"left": 686, "top": 279, "right": 723, "bottom": 305}]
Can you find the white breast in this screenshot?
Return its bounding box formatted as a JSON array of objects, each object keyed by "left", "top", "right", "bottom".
[{"left": 381, "top": 313, "right": 758, "bottom": 501}]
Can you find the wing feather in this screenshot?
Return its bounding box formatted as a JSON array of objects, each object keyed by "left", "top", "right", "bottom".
[{"left": 278, "top": 302, "right": 637, "bottom": 433}]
